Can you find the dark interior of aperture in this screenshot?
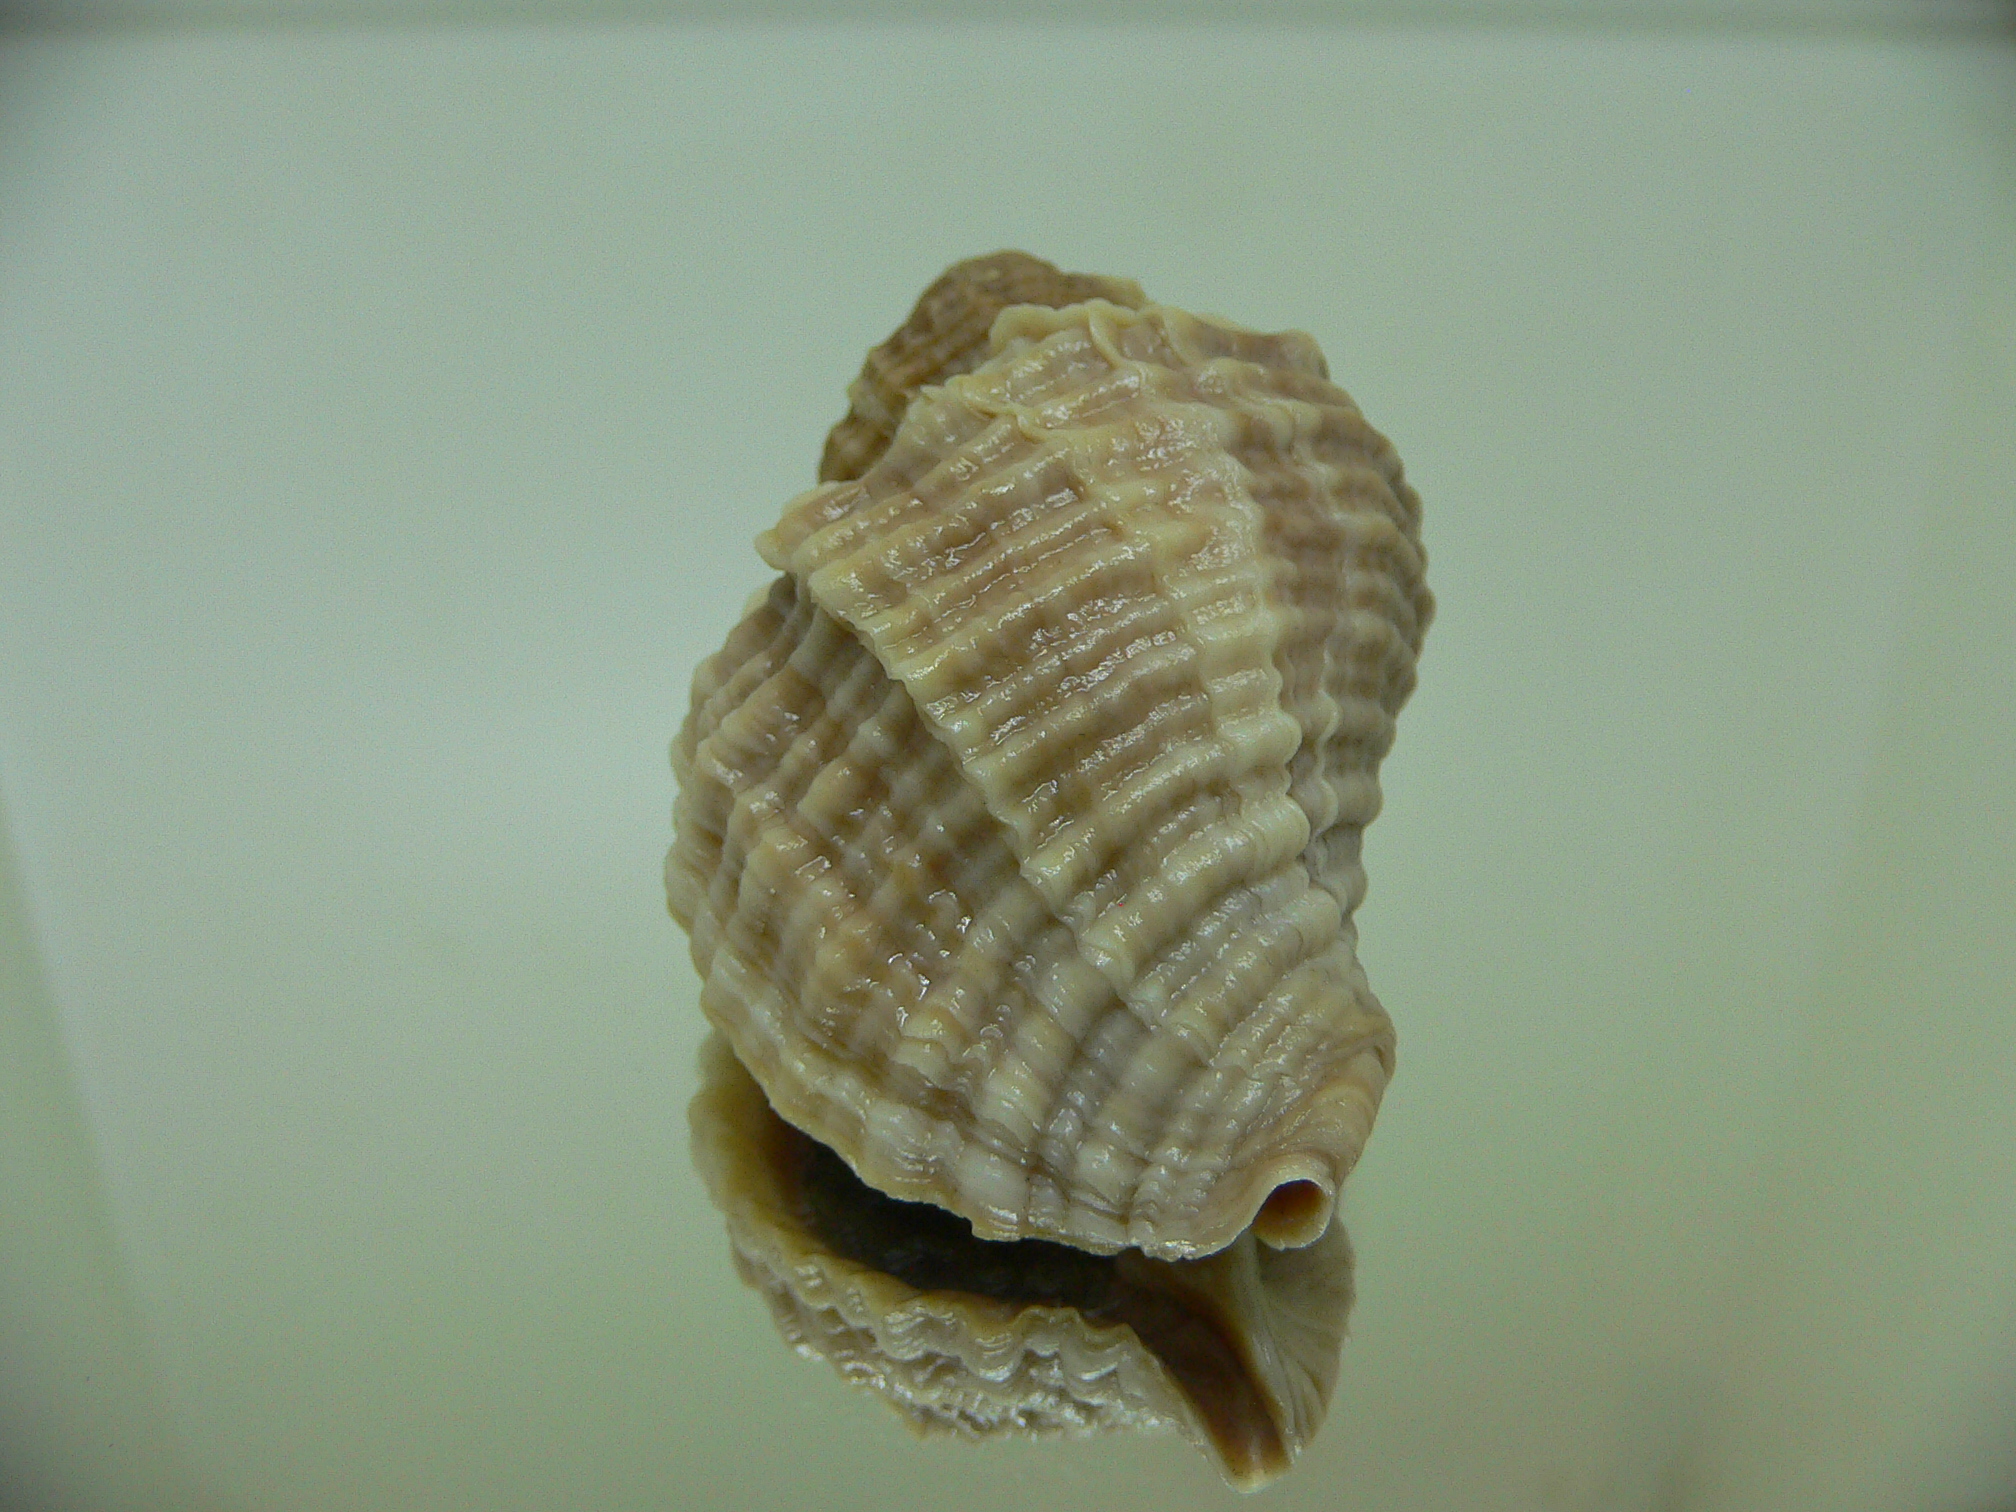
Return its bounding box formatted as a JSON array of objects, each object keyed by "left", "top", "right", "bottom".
[{"left": 779, "top": 1119, "right": 1288, "bottom": 1480}]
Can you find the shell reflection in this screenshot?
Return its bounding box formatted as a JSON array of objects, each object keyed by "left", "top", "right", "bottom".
[
  {"left": 668, "top": 253, "right": 1427, "bottom": 1485},
  {"left": 689, "top": 1034, "right": 1355, "bottom": 1491}
]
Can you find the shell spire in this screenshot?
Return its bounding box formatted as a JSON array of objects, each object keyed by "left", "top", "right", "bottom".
[
  {"left": 669, "top": 253, "right": 1431, "bottom": 1261},
  {"left": 818, "top": 251, "right": 1147, "bottom": 485}
]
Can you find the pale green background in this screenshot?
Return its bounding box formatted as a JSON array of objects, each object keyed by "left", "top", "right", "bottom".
[{"left": 2, "top": 10, "right": 2013, "bottom": 1511}]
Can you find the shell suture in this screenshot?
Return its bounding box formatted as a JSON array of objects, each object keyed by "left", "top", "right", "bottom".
[{"left": 670, "top": 253, "right": 1431, "bottom": 1262}]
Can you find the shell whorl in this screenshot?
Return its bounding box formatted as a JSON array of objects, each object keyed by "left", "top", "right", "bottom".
[
  {"left": 669, "top": 255, "right": 1431, "bottom": 1261},
  {"left": 818, "top": 251, "right": 1146, "bottom": 485}
]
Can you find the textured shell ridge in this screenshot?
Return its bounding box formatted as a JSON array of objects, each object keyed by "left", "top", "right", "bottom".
[{"left": 670, "top": 253, "right": 1429, "bottom": 1263}]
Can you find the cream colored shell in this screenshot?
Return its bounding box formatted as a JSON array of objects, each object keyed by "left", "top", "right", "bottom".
[
  {"left": 668, "top": 253, "right": 1431, "bottom": 1261},
  {"left": 819, "top": 252, "right": 1147, "bottom": 486},
  {"left": 688, "top": 1033, "right": 1354, "bottom": 1491}
]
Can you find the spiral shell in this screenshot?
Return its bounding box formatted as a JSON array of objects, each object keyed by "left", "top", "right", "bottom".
[
  {"left": 688, "top": 1033, "right": 1354, "bottom": 1490},
  {"left": 668, "top": 253, "right": 1430, "bottom": 1261}
]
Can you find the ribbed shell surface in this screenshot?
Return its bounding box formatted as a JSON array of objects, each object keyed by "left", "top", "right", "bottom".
[
  {"left": 668, "top": 289, "right": 1431, "bottom": 1261},
  {"left": 818, "top": 251, "right": 1145, "bottom": 485}
]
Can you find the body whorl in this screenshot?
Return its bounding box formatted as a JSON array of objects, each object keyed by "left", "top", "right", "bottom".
[{"left": 669, "top": 255, "right": 1430, "bottom": 1261}]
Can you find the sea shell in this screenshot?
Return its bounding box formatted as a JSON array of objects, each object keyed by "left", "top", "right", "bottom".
[
  {"left": 668, "top": 252, "right": 1430, "bottom": 1260},
  {"left": 688, "top": 1033, "right": 1355, "bottom": 1491}
]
